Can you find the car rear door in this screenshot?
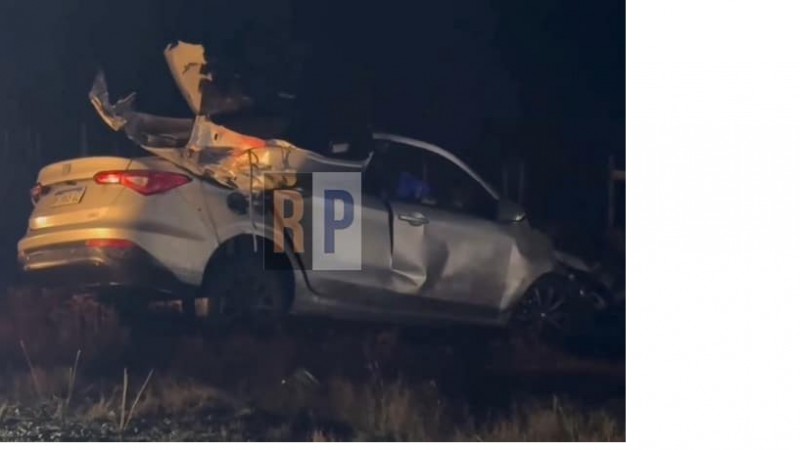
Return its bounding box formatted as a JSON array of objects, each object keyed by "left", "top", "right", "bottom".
[{"left": 290, "top": 182, "right": 397, "bottom": 306}]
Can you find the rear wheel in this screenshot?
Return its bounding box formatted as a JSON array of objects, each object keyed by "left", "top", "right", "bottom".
[{"left": 201, "top": 251, "right": 291, "bottom": 336}]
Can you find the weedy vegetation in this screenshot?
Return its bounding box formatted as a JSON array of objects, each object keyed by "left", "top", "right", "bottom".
[{"left": 0, "top": 287, "right": 624, "bottom": 441}]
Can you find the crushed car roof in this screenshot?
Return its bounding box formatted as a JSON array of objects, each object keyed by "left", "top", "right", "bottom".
[
  {"left": 89, "top": 41, "right": 501, "bottom": 201},
  {"left": 90, "top": 41, "right": 365, "bottom": 193}
]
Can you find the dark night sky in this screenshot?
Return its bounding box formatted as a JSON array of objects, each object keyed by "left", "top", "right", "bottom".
[{"left": 0, "top": 0, "right": 623, "bottom": 262}]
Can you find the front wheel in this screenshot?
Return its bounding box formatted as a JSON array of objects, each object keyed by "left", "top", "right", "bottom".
[{"left": 510, "top": 273, "right": 595, "bottom": 342}]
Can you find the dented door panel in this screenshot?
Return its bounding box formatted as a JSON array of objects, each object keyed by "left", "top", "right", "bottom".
[
  {"left": 386, "top": 201, "right": 514, "bottom": 309},
  {"left": 297, "top": 193, "right": 397, "bottom": 309}
]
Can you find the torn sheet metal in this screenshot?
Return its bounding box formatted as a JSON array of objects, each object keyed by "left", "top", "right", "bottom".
[
  {"left": 183, "top": 115, "right": 365, "bottom": 192},
  {"left": 164, "top": 41, "right": 255, "bottom": 117},
  {"left": 89, "top": 72, "right": 194, "bottom": 148},
  {"left": 163, "top": 41, "right": 208, "bottom": 115},
  {"left": 89, "top": 42, "right": 366, "bottom": 195}
]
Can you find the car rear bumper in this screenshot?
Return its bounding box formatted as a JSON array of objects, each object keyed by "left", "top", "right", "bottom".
[{"left": 18, "top": 242, "right": 196, "bottom": 298}]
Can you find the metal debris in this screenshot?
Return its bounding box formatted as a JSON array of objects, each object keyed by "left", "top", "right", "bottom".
[{"left": 89, "top": 41, "right": 365, "bottom": 196}]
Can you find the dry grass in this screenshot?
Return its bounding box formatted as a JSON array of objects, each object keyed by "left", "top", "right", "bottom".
[
  {"left": 0, "top": 363, "right": 623, "bottom": 441},
  {"left": 317, "top": 377, "right": 623, "bottom": 441},
  {"left": 2, "top": 364, "right": 76, "bottom": 402},
  {"left": 81, "top": 375, "right": 234, "bottom": 426},
  {"left": 84, "top": 393, "right": 117, "bottom": 423},
  {"left": 135, "top": 378, "right": 236, "bottom": 416},
  {"left": 246, "top": 368, "right": 623, "bottom": 441},
  {"left": 0, "top": 402, "right": 9, "bottom": 422},
  {"left": 460, "top": 399, "right": 622, "bottom": 442},
  {"left": 321, "top": 377, "right": 446, "bottom": 441},
  {"left": 0, "top": 287, "right": 127, "bottom": 367},
  {"left": 0, "top": 287, "right": 624, "bottom": 441}
]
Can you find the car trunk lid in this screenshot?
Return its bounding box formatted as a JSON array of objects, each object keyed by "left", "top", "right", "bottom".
[{"left": 29, "top": 157, "right": 134, "bottom": 231}]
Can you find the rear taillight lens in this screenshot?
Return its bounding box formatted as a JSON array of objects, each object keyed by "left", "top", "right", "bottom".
[{"left": 94, "top": 170, "right": 191, "bottom": 195}]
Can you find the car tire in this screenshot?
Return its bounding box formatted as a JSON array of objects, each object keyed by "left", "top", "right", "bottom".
[
  {"left": 201, "top": 251, "right": 291, "bottom": 336},
  {"left": 510, "top": 273, "right": 595, "bottom": 343}
]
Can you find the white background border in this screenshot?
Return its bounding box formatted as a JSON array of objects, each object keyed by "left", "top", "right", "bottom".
[{"left": 629, "top": 0, "right": 800, "bottom": 448}]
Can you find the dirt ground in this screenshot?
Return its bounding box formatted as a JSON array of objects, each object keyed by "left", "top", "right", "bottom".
[{"left": 0, "top": 287, "right": 625, "bottom": 441}]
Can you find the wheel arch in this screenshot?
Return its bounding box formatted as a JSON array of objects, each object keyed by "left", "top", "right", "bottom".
[{"left": 200, "top": 233, "right": 303, "bottom": 307}]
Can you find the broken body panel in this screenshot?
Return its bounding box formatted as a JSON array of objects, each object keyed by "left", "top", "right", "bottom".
[{"left": 85, "top": 41, "right": 555, "bottom": 325}]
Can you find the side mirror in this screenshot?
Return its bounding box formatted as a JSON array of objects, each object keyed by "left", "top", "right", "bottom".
[{"left": 496, "top": 198, "right": 527, "bottom": 223}]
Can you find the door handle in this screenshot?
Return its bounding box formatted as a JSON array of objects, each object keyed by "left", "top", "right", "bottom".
[{"left": 398, "top": 212, "right": 429, "bottom": 226}]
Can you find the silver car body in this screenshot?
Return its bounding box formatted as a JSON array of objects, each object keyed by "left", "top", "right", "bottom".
[
  {"left": 17, "top": 41, "right": 556, "bottom": 327},
  {"left": 288, "top": 133, "right": 555, "bottom": 325}
]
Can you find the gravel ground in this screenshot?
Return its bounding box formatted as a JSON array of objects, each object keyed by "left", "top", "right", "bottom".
[
  {"left": 0, "top": 290, "right": 625, "bottom": 441},
  {"left": 0, "top": 402, "right": 355, "bottom": 441}
]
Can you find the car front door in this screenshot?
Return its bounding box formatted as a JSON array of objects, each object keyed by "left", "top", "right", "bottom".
[{"left": 365, "top": 138, "right": 517, "bottom": 318}]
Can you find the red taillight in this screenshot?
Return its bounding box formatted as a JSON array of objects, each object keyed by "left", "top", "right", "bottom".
[
  {"left": 85, "top": 239, "right": 136, "bottom": 249},
  {"left": 94, "top": 170, "right": 191, "bottom": 195}
]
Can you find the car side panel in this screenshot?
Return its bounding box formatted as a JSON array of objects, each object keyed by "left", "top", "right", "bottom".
[{"left": 385, "top": 201, "right": 515, "bottom": 308}]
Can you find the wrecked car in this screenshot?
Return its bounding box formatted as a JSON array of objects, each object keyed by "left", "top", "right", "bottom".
[{"left": 16, "top": 42, "right": 602, "bottom": 337}]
